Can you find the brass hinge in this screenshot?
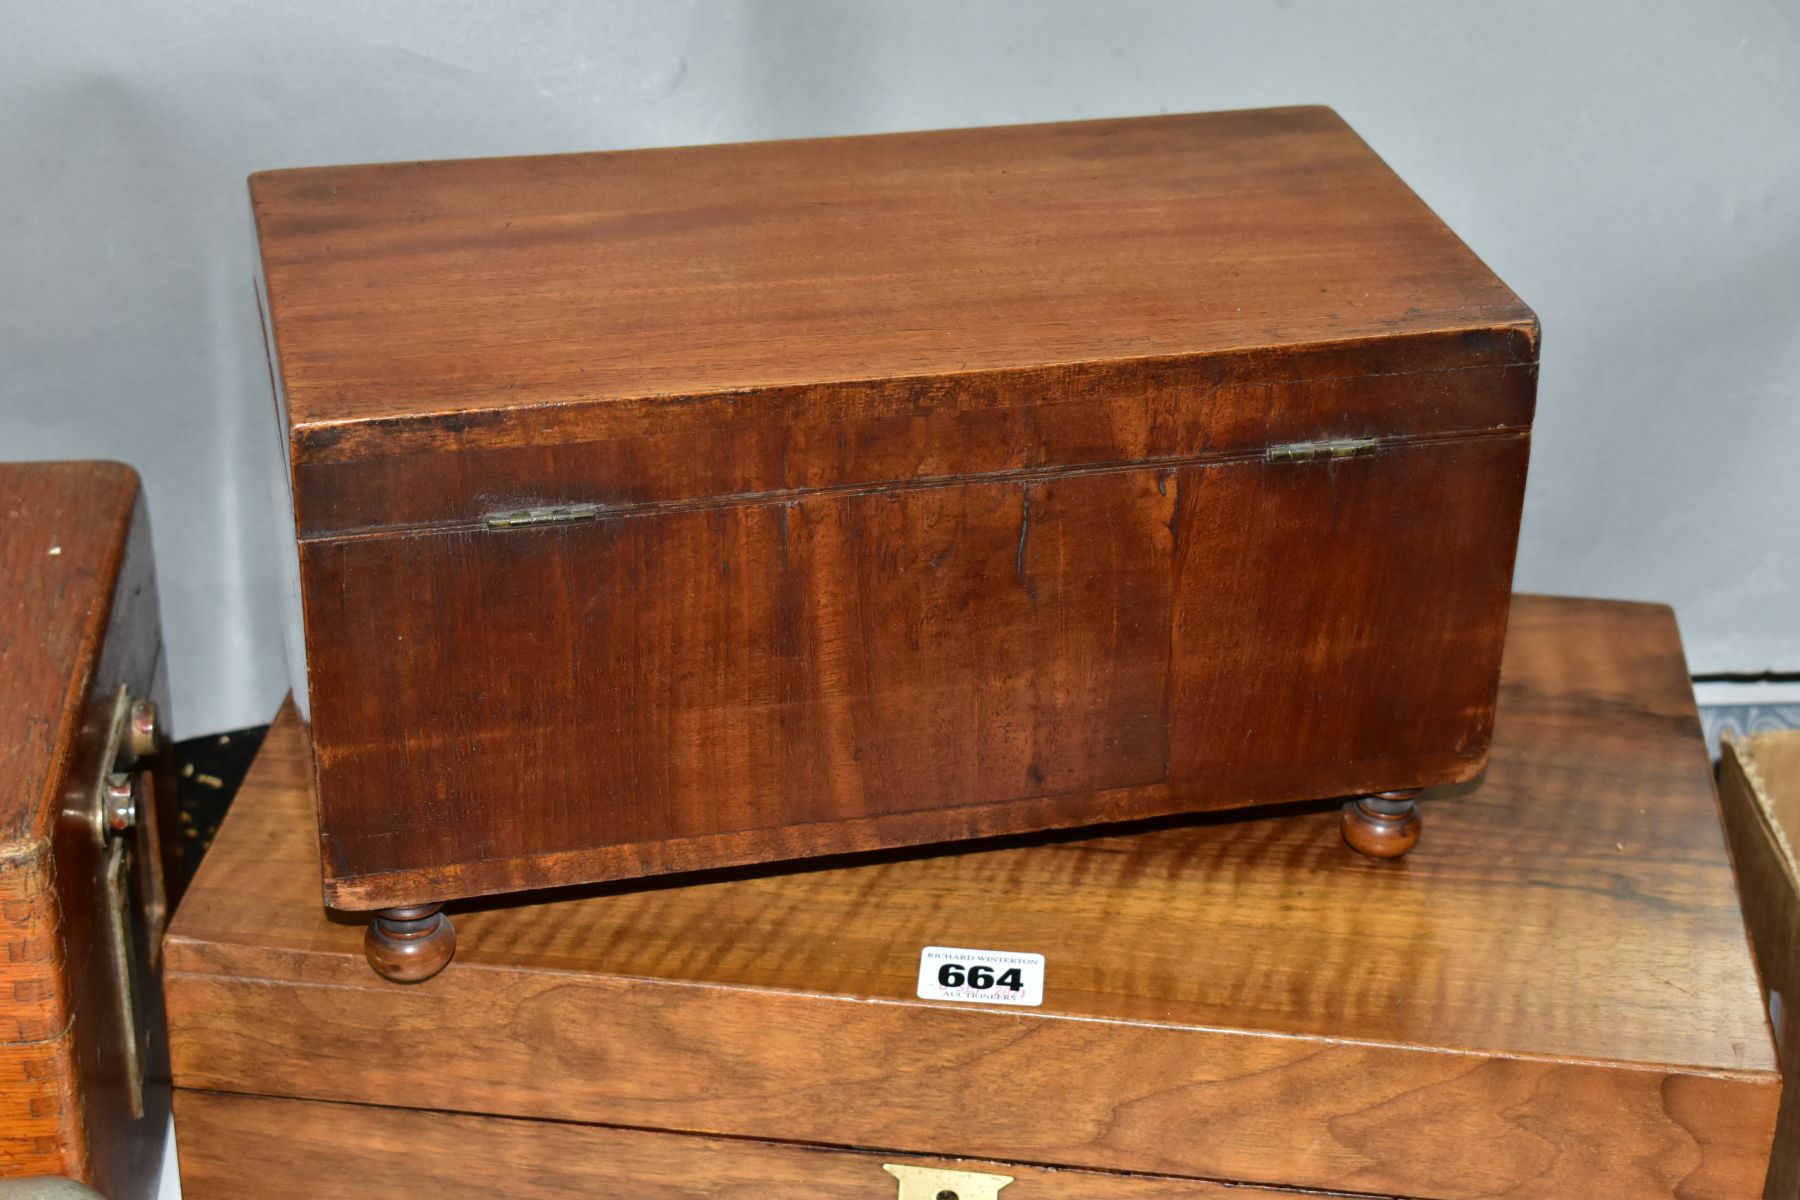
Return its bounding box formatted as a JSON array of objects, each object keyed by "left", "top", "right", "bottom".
[
  {"left": 485, "top": 503, "right": 607, "bottom": 529},
  {"left": 1265, "top": 437, "right": 1380, "bottom": 463},
  {"left": 883, "top": 1165, "right": 1014, "bottom": 1199}
]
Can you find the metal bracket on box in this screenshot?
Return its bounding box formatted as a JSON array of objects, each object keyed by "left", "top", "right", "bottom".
[{"left": 78, "top": 684, "right": 165, "bottom": 1120}]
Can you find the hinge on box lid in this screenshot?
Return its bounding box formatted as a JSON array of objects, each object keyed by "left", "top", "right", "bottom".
[
  {"left": 1265, "top": 436, "right": 1380, "bottom": 463},
  {"left": 485, "top": 503, "right": 607, "bottom": 529},
  {"left": 883, "top": 1164, "right": 1014, "bottom": 1199}
]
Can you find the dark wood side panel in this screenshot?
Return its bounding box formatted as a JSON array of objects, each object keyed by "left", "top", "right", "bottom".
[
  {"left": 174, "top": 1089, "right": 1318, "bottom": 1200},
  {"left": 305, "top": 470, "right": 1177, "bottom": 884},
  {"left": 304, "top": 434, "right": 1526, "bottom": 904},
  {"left": 781, "top": 470, "right": 1175, "bottom": 808},
  {"left": 1171, "top": 432, "right": 1529, "bottom": 793}
]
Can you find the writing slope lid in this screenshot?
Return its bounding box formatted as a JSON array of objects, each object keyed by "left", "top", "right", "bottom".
[
  {"left": 252, "top": 106, "right": 1538, "bottom": 538},
  {"left": 0, "top": 462, "right": 141, "bottom": 854},
  {"left": 165, "top": 598, "right": 1776, "bottom": 1199}
]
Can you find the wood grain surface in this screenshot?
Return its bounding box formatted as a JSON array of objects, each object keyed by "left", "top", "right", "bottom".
[
  {"left": 1718, "top": 733, "right": 1800, "bottom": 1200},
  {"left": 253, "top": 107, "right": 1531, "bottom": 445},
  {"left": 166, "top": 596, "right": 1778, "bottom": 1199},
  {"left": 258, "top": 107, "right": 1538, "bottom": 910},
  {"left": 307, "top": 431, "right": 1529, "bottom": 907},
  {"left": 0, "top": 462, "right": 169, "bottom": 1200},
  {"left": 175, "top": 1090, "right": 1336, "bottom": 1200}
]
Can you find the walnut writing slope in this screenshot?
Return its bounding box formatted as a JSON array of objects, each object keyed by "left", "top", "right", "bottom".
[{"left": 167, "top": 599, "right": 1777, "bottom": 1198}]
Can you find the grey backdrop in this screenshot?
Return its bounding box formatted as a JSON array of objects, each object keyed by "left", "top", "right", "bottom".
[{"left": 4, "top": 0, "right": 1797, "bottom": 737}]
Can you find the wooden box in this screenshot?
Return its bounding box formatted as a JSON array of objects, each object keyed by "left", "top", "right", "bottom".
[
  {"left": 1719, "top": 730, "right": 1800, "bottom": 1199},
  {"left": 252, "top": 106, "right": 1538, "bottom": 957},
  {"left": 166, "top": 597, "right": 1778, "bottom": 1199},
  {"left": 0, "top": 463, "right": 170, "bottom": 1199}
]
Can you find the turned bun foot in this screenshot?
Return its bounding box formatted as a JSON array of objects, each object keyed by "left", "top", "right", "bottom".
[
  {"left": 365, "top": 903, "right": 456, "bottom": 982},
  {"left": 1342, "top": 789, "right": 1423, "bottom": 860}
]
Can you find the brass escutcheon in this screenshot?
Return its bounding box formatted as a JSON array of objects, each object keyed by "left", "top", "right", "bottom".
[{"left": 882, "top": 1163, "right": 1015, "bottom": 1200}]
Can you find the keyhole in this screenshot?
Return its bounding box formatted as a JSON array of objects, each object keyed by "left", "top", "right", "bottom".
[{"left": 935, "top": 1191, "right": 959, "bottom": 1200}]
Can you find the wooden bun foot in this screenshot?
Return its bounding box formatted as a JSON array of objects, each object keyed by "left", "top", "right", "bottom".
[
  {"left": 1342, "top": 789, "right": 1423, "bottom": 860},
  {"left": 365, "top": 903, "right": 456, "bottom": 982}
]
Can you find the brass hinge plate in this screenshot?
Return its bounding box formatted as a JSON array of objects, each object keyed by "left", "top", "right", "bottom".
[
  {"left": 485, "top": 503, "right": 607, "bottom": 529},
  {"left": 883, "top": 1164, "right": 1015, "bottom": 1199},
  {"left": 1266, "top": 436, "right": 1380, "bottom": 463}
]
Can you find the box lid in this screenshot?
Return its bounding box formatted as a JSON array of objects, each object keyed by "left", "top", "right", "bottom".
[
  {"left": 166, "top": 596, "right": 1778, "bottom": 1199},
  {"left": 252, "top": 107, "right": 1538, "bottom": 537}
]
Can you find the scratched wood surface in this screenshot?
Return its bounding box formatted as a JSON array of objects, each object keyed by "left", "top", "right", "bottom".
[
  {"left": 166, "top": 597, "right": 1778, "bottom": 1199},
  {"left": 0, "top": 462, "right": 169, "bottom": 1200},
  {"left": 306, "top": 432, "right": 1529, "bottom": 907}
]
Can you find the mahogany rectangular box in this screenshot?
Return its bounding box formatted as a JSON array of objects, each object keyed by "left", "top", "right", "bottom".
[
  {"left": 252, "top": 106, "right": 1538, "bottom": 917},
  {"left": 0, "top": 462, "right": 171, "bottom": 1199},
  {"left": 166, "top": 598, "right": 1778, "bottom": 1199}
]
